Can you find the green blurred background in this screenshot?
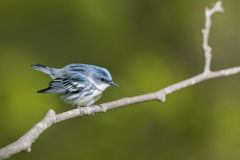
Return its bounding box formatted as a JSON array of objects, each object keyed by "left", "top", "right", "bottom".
[{"left": 0, "top": 0, "right": 240, "bottom": 159}]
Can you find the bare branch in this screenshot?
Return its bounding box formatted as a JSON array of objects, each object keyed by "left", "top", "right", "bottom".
[
  {"left": 0, "top": 110, "right": 56, "bottom": 159},
  {"left": 0, "top": 1, "right": 237, "bottom": 160},
  {"left": 202, "top": 1, "right": 224, "bottom": 73}
]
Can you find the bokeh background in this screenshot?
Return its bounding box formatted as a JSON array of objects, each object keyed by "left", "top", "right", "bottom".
[{"left": 0, "top": 0, "right": 240, "bottom": 159}]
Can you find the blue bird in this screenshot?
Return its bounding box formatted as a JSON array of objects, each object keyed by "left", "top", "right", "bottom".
[{"left": 31, "top": 64, "right": 118, "bottom": 107}]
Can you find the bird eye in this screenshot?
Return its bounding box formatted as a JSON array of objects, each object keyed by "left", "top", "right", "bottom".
[{"left": 100, "top": 78, "right": 105, "bottom": 82}]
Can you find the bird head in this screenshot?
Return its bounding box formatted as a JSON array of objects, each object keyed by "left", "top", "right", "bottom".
[{"left": 90, "top": 67, "right": 118, "bottom": 91}]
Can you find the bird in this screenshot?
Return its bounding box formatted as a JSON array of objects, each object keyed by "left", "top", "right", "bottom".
[{"left": 31, "top": 64, "right": 118, "bottom": 107}]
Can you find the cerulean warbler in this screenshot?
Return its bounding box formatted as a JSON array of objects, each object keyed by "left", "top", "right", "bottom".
[{"left": 31, "top": 64, "right": 118, "bottom": 107}]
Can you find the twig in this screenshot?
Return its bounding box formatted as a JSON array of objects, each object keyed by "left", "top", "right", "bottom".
[
  {"left": 0, "top": 1, "right": 237, "bottom": 159},
  {"left": 202, "top": 1, "right": 224, "bottom": 73}
]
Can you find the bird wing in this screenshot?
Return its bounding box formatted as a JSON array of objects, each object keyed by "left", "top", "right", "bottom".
[{"left": 38, "top": 72, "right": 90, "bottom": 94}]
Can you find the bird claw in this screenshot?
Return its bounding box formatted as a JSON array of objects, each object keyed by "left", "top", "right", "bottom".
[
  {"left": 98, "top": 104, "right": 108, "bottom": 112},
  {"left": 77, "top": 105, "right": 107, "bottom": 116},
  {"left": 77, "top": 106, "right": 85, "bottom": 116},
  {"left": 91, "top": 110, "right": 95, "bottom": 115}
]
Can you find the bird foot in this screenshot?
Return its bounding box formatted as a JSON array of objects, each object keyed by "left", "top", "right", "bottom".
[
  {"left": 77, "top": 106, "right": 86, "bottom": 116},
  {"left": 97, "top": 104, "right": 108, "bottom": 112}
]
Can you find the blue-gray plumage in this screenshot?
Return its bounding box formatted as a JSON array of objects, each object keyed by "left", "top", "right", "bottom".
[{"left": 31, "top": 64, "right": 118, "bottom": 107}]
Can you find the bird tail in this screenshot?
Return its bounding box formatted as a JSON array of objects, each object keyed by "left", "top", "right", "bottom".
[
  {"left": 37, "top": 87, "right": 51, "bottom": 93},
  {"left": 31, "top": 64, "right": 52, "bottom": 75},
  {"left": 31, "top": 64, "right": 59, "bottom": 78},
  {"left": 37, "top": 87, "right": 65, "bottom": 94}
]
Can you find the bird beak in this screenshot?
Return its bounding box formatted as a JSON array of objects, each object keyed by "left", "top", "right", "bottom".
[{"left": 109, "top": 81, "right": 119, "bottom": 87}]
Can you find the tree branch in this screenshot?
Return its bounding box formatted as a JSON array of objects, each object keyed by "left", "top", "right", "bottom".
[
  {"left": 202, "top": 1, "right": 224, "bottom": 73},
  {"left": 0, "top": 1, "right": 237, "bottom": 159}
]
